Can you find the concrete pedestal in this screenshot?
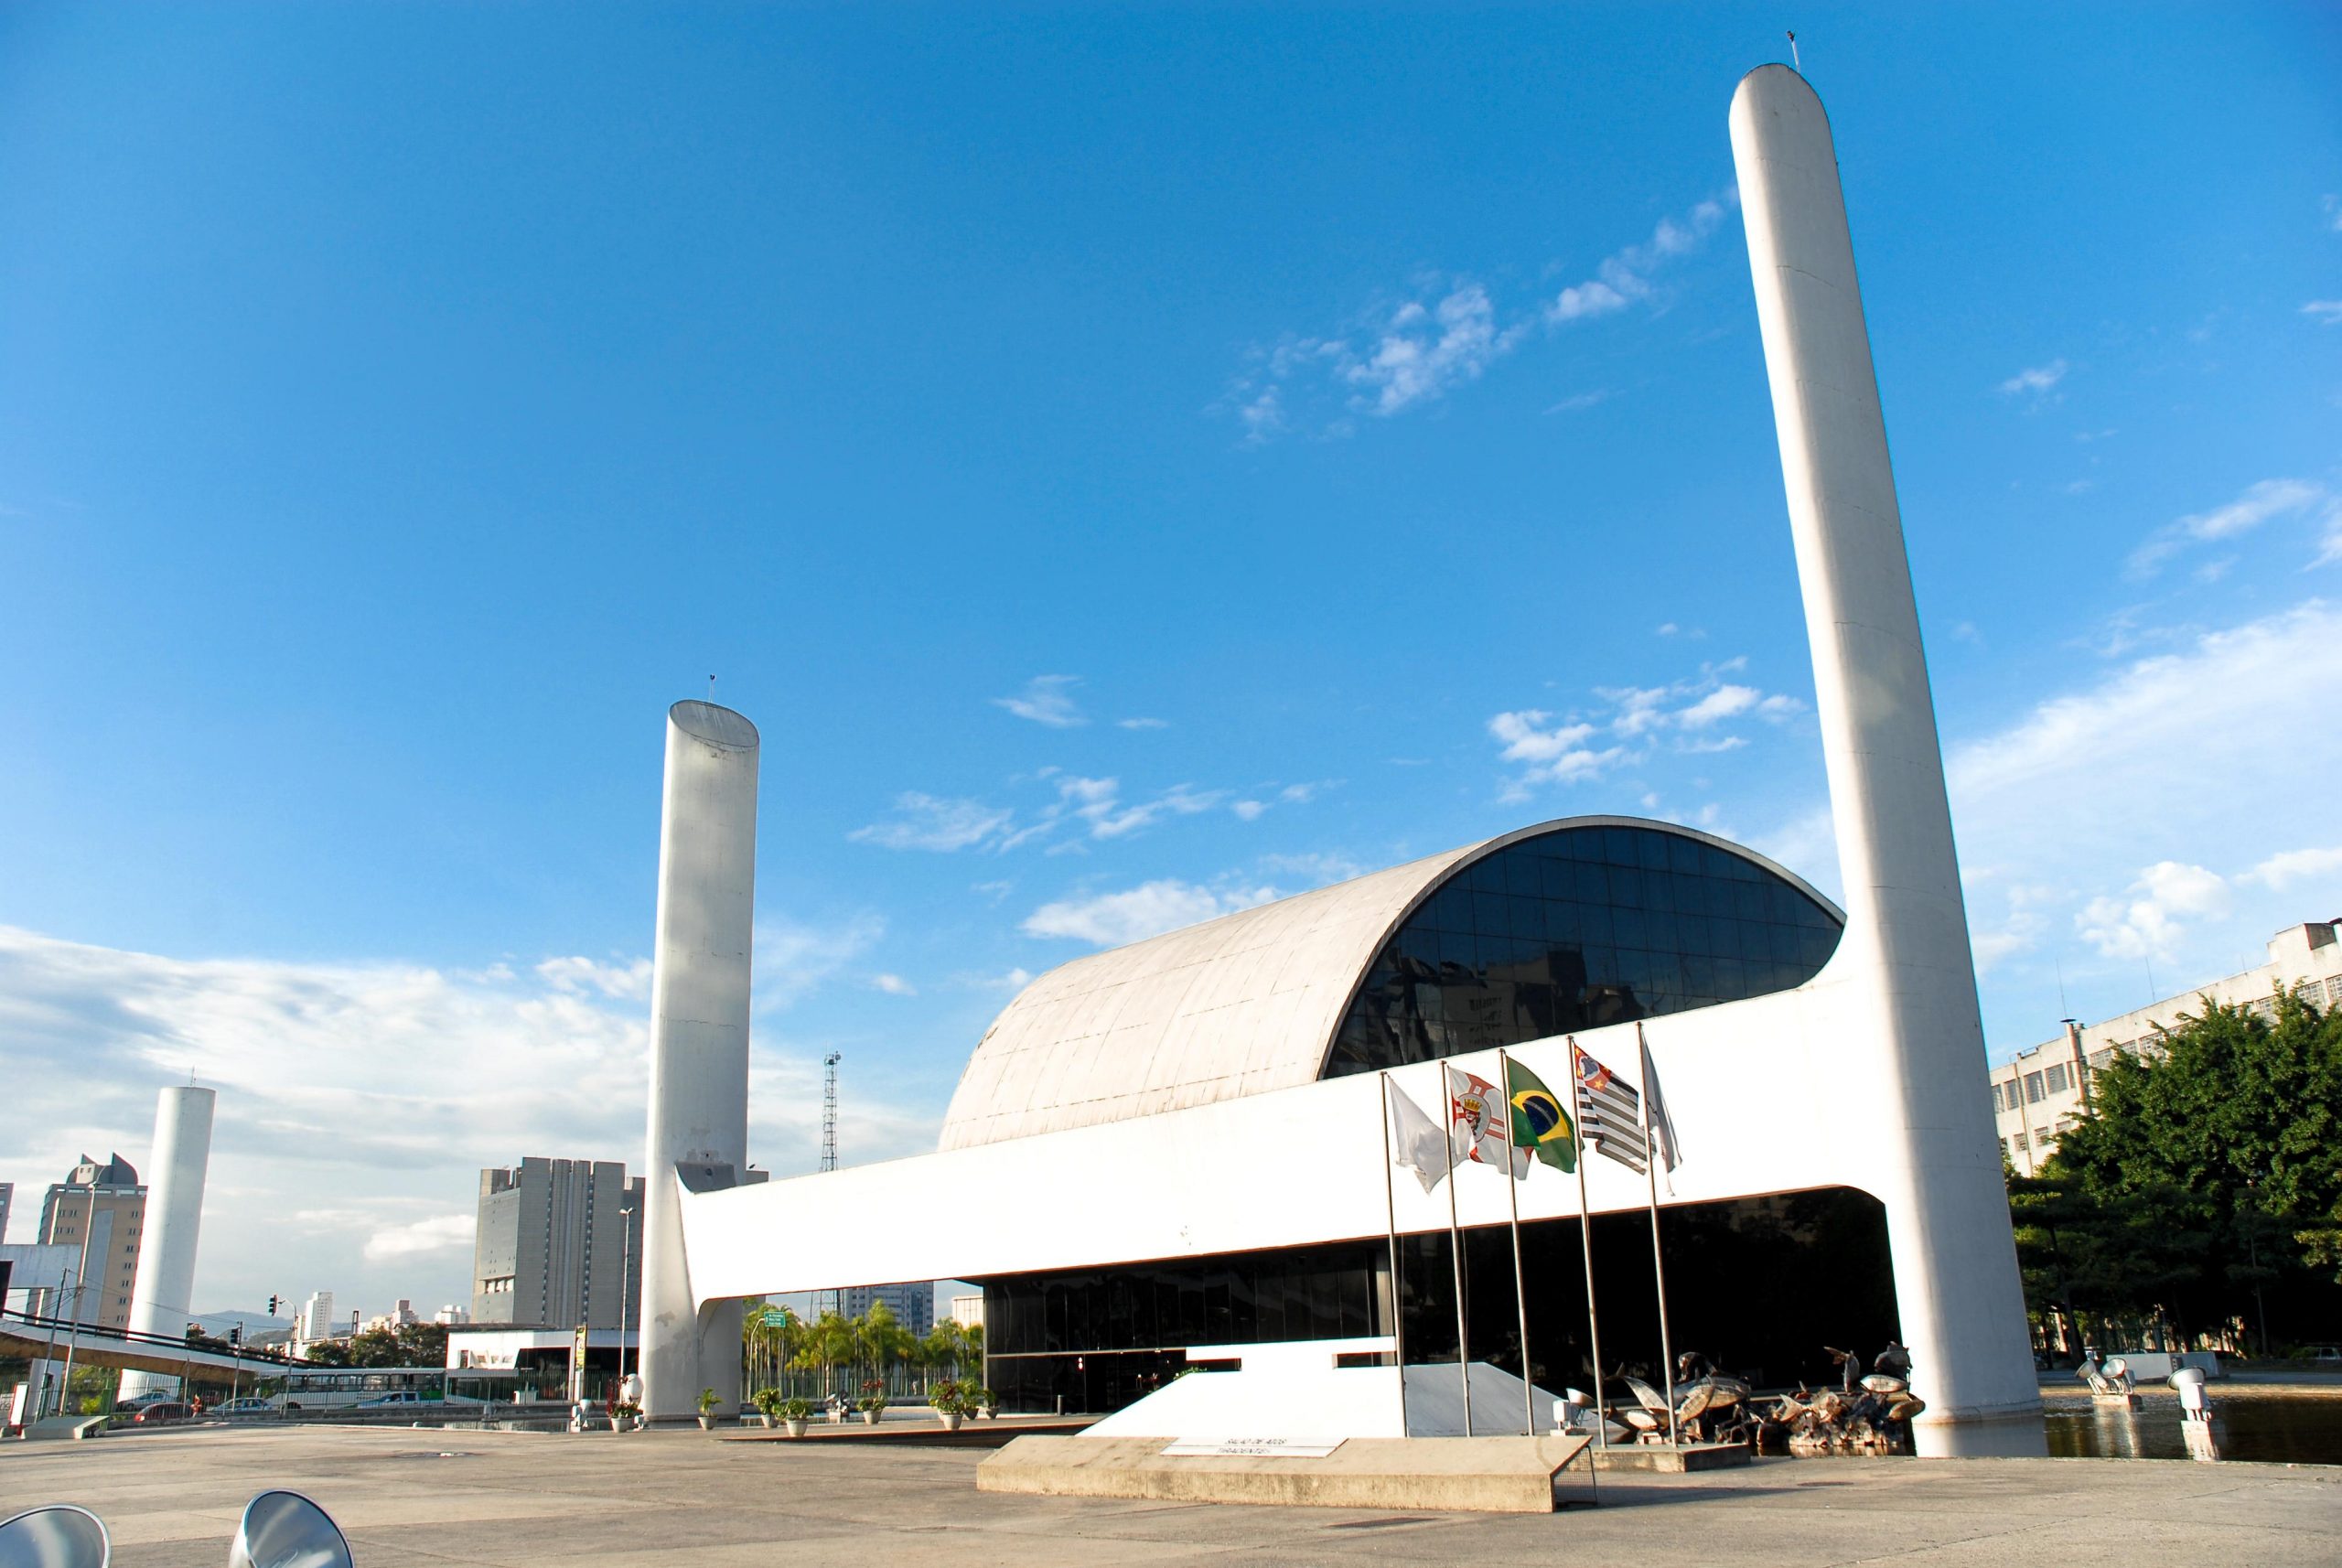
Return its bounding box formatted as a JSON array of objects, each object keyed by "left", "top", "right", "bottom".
[{"left": 978, "top": 1434, "right": 1596, "bottom": 1513}]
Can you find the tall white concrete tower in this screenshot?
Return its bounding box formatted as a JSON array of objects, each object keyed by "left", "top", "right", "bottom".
[
  {"left": 1731, "top": 65, "right": 2039, "bottom": 1443},
  {"left": 120, "top": 1084, "right": 216, "bottom": 1399},
  {"left": 638, "top": 700, "right": 760, "bottom": 1421}
]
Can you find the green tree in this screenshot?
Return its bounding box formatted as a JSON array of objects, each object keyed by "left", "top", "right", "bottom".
[{"left": 2041, "top": 989, "right": 2342, "bottom": 1351}]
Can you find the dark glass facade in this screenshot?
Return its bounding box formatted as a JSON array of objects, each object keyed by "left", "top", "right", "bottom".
[
  {"left": 979, "top": 1187, "right": 1897, "bottom": 1413},
  {"left": 1323, "top": 823, "right": 1842, "bottom": 1076}
]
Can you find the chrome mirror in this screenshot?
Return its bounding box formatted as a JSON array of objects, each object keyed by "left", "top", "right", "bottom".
[
  {"left": 228, "top": 1492, "right": 352, "bottom": 1568},
  {"left": 0, "top": 1505, "right": 111, "bottom": 1568}
]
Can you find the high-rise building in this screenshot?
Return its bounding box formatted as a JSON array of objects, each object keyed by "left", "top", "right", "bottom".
[
  {"left": 841, "top": 1282, "right": 935, "bottom": 1337},
  {"left": 472, "top": 1157, "right": 643, "bottom": 1329},
  {"left": 0, "top": 1180, "right": 14, "bottom": 1244},
  {"left": 298, "top": 1290, "right": 337, "bottom": 1344},
  {"left": 33, "top": 1155, "right": 146, "bottom": 1329},
  {"left": 434, "top": 1304, "right": 470, "bottom": 1326}
]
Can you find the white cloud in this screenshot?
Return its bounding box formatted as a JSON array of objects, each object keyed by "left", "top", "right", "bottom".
[
  {"left": 870, "top": 972, "right": 916, "bottom": 996},
  {"left": 851, "top": 792, "right": 1015, "bottom": 852},
  {"left": 1541, "top": 198, "right": 1731, "bottom": 326},
  {"left": 754, "top": 914, "right": 885, "bottom": 1010},
  {"left": 1998, "top": 359, "right": 2068, "bottom": 398},
  {"left": 1021, "top": 879, "right": 1281, "bottom": 948},
  {"left": 363, "top": 1213, "right": 476, "bottom": 1262},
  {"left": 1489, "top": 659, "right": 1800, "bottom": 795},
  {"left": 1231, "top": 800, "right": 1267, "bottom": 822},
  {"left": 1224, "top": 193, "right": 1729, "bottom": 439},
  {"left": 1346, "top": 283, "right": 1528, "bottom": 417},
  {"left": 1674, "top": 683, "right": 1760, "bottom": 727},
  {"left": 2077, "top": 862, "right": 2230, "bottom": 961},
  {"left": 534, "top": 954, "right": 652, "bottom": 1001},
  {"left": 2304, "top": 301, "right": 2342, "bottom": 326},
  {"left": 1117, "top": 717, "right": 1169, "bottom": 730},
  {"left": 1545, "top": 390, "right": 1612, "bottom": 414},
  {"left": 994, "top": 674, "right": 1087, "bottom": 727},
  {"left": 2244, "top": 845, "right": 2342, "bottom": 891},
  {"left": 2128, "top": 478, "right": 2336, "bottom": 577}
]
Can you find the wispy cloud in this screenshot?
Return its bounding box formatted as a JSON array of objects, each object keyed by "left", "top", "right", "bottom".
[
  {"left": 1488, "top": 659, "right": 1803, "bottom": 798},
  {"left": 363, "top": 1213, "right": 476, "bottom": 1263},
  {"left": 2304, "top": 301, "right": 2342, "bottom": 327},
  {"left": 1544, "top": 390, "right": 1612, "bottom": 414},
  {"left": 1022, "top": 878, "right": 1281, "bottom": 948},
  {"left": 1116, "top": 716, "right": 1169, "bottom": 731},
  {"left": 994, "top": 674, "right": 1087, "bottom": 728},
  {"left": 1998, "top": 359, "right": 2068, "bottom": 401},
  {"left": 853, "top": 769, "right": 1275, "bottom": 854},
  {"left": 2077, "top": 861, "right": 2231, "bottom": 961},
  {"left": 2126, "top": 478, "right": 2338, "bottom": 577},
  {"left": 2243, "top": 844, "right": 2342, "bottom": 891},
  {"left": 849, "top": 792, "right": 1015, "bottom": 852},
  {"left": 1223, "top": 194, "right": 1733, "bottom": 441},
  {"left": 869, "top": 972, "right": 916, "bottom": 996}
]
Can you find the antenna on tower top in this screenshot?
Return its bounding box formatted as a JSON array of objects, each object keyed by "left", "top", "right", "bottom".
[
  {"left": 708, "top": 674, "right": 717, "bottom": 701},
  {"left": 1786, "top": 29, "right": 1800, "bottom": 70}
]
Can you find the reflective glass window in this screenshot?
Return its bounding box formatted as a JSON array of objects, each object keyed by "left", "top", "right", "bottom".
[{"left": 1323, "top": 824, "right": 1842, "bottom": 1076}]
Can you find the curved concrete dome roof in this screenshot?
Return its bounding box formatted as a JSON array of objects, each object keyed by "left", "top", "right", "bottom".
[{"left": 938, "top": 816, "right": 1834, "bottom": 1152}]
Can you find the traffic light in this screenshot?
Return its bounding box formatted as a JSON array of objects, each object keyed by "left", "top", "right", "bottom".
[
  {"left": 229, "top": 1325, "right": 242, "bottom": 1346},
  {"left": 267, "top": 1294, "right": 280, "bottom": 1316}
]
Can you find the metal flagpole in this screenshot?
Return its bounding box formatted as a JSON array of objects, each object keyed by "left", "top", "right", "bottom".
[
  {"left": 1569, "top": 1039, "right": 1608, "bottom": 1448},
  {"left": 1638, "top": 1023, "right": 1679, "bottom": 1447},
  {"left": 1496, "top": 1050, "right": 1538, "bottom": 1435},
  {"left": 1441, "top": 1066, "right": 1472, "bottom": 1437},
  {"left": 1379, "top": 1074, "right": 1411, "bottom": 1437}
]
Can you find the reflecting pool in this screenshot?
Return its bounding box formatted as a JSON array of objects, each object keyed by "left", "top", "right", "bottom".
[{"left": 2040, "top": 1393, "right": 2342, "bottom": 1465}]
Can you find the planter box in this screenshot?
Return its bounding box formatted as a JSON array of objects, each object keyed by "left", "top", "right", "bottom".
[{"left": 786, "top": 1419, "right": 810, "bottom": 1438}]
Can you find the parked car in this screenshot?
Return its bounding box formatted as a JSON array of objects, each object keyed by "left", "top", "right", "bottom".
[
  {"left": 2302, "top": 1346, "right": 2342, "bottom": 1366},
  {"left": 131, "top": 1402, "right": 192, "bottom": 1424},
  {"left": 354, "top": 1391, "right": 426, "bottom": 1407},
  {"left": 216, "top": 1397, "right": 282, "bottom": 1417}
]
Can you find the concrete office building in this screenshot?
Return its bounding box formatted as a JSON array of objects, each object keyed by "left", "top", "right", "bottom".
[
  {"left": 841, "top": 1282, "right": 935, "bottom": 1337},
  {"left": 297, "top": 1290, "right": 337, "bottom": 1346},
  {"left": 121, "top": 1085, "right": 216, "bottom": 1400},
  {"left": 950, "top": 1294, "right": 984, "bottom": 1331},
  {"left": 472, "top": 1157, "right": 644, "bottom": 1330},
  {"left": 1993, "top": 918, "right": 2342, "bottom": 1173},
  {"left": 647, "top": 68, "right": 2038, "bottom": 1451},
  {"left": 33, "top": 1155, "right": 145, "bottom": 1330}
]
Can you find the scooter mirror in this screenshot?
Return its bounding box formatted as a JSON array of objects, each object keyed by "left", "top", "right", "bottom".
[
  {"left": 0, "top": 1504, "right": 111, "bottom": 1568},
  {"left": 228, "top": 1491, "right": 352, "bottom": 1568}
]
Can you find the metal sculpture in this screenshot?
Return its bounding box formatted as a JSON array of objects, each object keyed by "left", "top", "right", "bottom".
[{"left": 1748, "top": 1343, "right": 1928, "bottom": 1455}]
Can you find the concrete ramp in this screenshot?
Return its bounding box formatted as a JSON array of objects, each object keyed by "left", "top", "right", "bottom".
[{"left": 980, "top": 1434, "right": 1595, "bottom": 1513}]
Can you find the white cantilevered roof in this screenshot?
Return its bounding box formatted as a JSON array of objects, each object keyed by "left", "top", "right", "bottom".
[{"left": 938, "top": 815, "right": 1834, "bottom": 1152}]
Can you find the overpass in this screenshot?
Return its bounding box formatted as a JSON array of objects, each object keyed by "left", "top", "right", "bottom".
[{"left": 1, "top": 1307, "right": 303, "bottom": 1381}]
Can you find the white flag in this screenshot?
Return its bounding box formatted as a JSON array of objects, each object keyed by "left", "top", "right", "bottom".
[
  {"left": 1386, "top": 1079, "right": 1450, "bottom": 1195},
  {"left": 1638, "top": 1027, "right": 1682, "bottom": 1175}
]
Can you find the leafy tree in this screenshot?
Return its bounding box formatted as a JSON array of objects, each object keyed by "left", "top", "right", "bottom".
[{"left": 2031, "top": 989, "right": 2342, "bottom": 1351}]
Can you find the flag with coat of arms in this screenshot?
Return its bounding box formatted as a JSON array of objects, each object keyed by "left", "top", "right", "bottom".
[{"left": 1445, "top": 1065, "right": 1526, "bottom": 1177}]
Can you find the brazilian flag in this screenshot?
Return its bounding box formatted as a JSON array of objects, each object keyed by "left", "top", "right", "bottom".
[{"left": 1506, "top": 1058, "right": 1575, "bottom": 1174}]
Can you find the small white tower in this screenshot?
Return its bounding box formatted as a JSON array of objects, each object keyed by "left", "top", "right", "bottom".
[
  {"left": 638, "top": 700, "right": 760, "bottom": 1422},
  {"left": 120, "top": 1085, "right": 217, "bottom": 1400}
]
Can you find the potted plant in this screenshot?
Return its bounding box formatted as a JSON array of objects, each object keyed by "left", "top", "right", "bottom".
[
  {"left": 778, "top": 1396, "right": 812, "bottom": 1438},
  {"left": 696, "top": 1387, "right": 722, "bottom": 1431},
  {"left": 608, "top": 1401, "right": 639, "bottom": 1434},
  {"left": 929, "top": 1380, "right": 967, "bottom": 1432},
  {"left": 750, "top": 1388, "right": 785, "bottom": 1429},
  {"left": 856, "top": 1380, "right": 888, "bottom": 1426},
  {"left": 973, "top": 1388, "right": 999, "bottom": 1421}
]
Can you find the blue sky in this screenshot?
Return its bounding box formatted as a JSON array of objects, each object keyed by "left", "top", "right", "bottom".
[{"left": 2, "top": 5, "right": 2337, "bottom": 1317}]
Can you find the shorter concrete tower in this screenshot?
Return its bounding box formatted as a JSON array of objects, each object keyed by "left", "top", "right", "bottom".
[
  {"left": 638, "top": 701, "right": 760, "bottom": 1421},
  {"left": 121, "top": 1084, "right": 217, "bottom": 1399}
]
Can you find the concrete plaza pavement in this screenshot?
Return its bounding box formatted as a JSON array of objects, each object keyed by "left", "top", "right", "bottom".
[{"left": 2, "top": 1423, "right": 2336, "bottom": 1567}]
